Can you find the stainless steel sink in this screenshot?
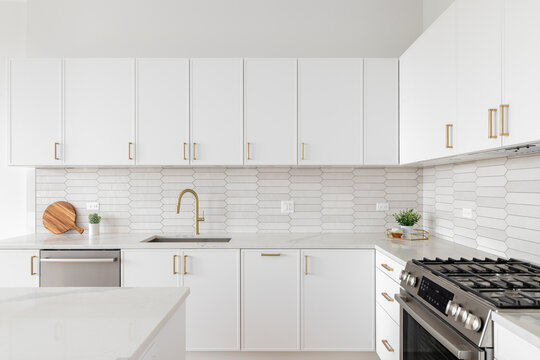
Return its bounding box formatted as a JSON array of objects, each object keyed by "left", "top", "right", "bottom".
[{"left": 144, "top": 236, "right": 231, "bottom": 243}]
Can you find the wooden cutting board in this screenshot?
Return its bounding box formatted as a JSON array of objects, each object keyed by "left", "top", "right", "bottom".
[{"left": 43, "top": 201, "right": 84, "bottom": 234}]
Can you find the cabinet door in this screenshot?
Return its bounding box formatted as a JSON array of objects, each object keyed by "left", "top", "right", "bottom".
[
  {"left": 64, "top": 59, "right": 135, "bottom": 165},
  {"left": 182, "top": 249, "right": 240, "bottom": 351},
  {"left": 400, "top": 4, "right": 457, "bottom": 163},
  {"left": 244, "top": 59, "right": 297, "bottom": 165},
  {"left": 9, "top": 59, "right": 62, "bottom": 165},
  {"left": 364, "top": 58, "right": 399, "bottom": 165},
  {"left": 136, "top": 59, "right": 190, "bottom": 165},
  {"left": 122, "top": 250, "right": 180, "bottom": 287},
  {"left": 0, "top": 250, "right": 39, "bottom": 287},
  {"left": 298, "top": 59, "right": 363, "bottom": 165},
  {"left": 301, "top": 249, "right": 374, "bottom": 350},
  {"left": 241, "top": 250, "right": 300, "bottom": 350},
  {"left": 456, "top": 0, "right": 503, "bottom": 154},
  {"left": 503, "top": 0, "right": 540, "bottom": 146},
  {"left": 376, "top": 303, "right": 399, "bottom": 360},
  {"left": 190, "top": 59, "right": 243, "bottom": 165}
]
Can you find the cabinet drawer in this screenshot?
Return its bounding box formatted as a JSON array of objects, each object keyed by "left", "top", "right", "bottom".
[
  {"left": 376, "top": 268, "right": 401, "bottom": 324},
  {"left": 494, "top": 323, "right": 540, "bottom": 360},
  {"left": 376, "top": 251, "right": 404, "bottom": 284},
  {"left": 376, "top": 303, "right": 399, "bottom": 360}
]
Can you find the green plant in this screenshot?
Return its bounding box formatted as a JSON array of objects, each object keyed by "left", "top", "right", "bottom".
[
  {"left": 393, "top": 208, "right": 421, "bottom": 227},
  {"left": 88, "top": 213, "right": 102, "bottom": 224}
]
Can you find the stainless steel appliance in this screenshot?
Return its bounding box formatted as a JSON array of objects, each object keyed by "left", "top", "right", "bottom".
[
  {"left": 397, "top": 257, "right": 540, "bottom": 360},
  {"left": 40, "top": 249, "right": 121, "bottom": 287}
]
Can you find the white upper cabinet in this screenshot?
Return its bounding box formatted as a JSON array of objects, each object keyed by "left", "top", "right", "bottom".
[
  {"left": 456, "top": 0, "right": 504, "bottom": 154},
  {"left": 64, "top": 59, "right": 135, "bottom": 166},
  {"left": 9, "top": 59, "right": 62, "bottom": 166},
  {"left": 502, "top": 0, "right": 540, "bottom": 146},
  {"left": 298, "top": 59, "right": 364, "bottom": 165},
  {"left": 400, "top": 4, "right": 457, "bottom": 164},
  {"left": 136, "top": 59, "right": 190, "bottom": 165},
  {"left": 363, "top": 58, "right": 399, "bottom": 165},
  {"left": 190, "top": 59, "right": 244, "bottom": 165},
  {"left": 244, "top": 59, "right": 297, "bottom": 165}
]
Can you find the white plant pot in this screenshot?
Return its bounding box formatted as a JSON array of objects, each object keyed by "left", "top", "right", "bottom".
[
  {"left": 89, "top": 223, "right": 100, "bottom": 237},
  {"left": 400, "top": 225, "right": 415, "bottom": 234}
]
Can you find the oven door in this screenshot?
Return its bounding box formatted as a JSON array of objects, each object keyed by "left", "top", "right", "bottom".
[{"left": 396, "top": 294, "right": 490, "bottom": 360}]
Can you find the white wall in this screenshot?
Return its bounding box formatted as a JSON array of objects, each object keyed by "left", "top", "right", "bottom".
[
  {"left": 27, "top": 0, "right": 423, "bottom": 58},
  {"left": 0, "top": 0, "right": 34, "bottom": 239},
  {"left": 423, "top": 0, "right": 454, "bottom": 30}
]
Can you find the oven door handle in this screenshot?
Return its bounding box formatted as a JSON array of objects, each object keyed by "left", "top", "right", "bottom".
[{"left": 396, "top": 294, "right": 485, "bottom": 360}]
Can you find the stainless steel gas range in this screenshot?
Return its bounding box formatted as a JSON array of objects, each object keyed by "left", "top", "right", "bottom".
[{"left": 396, "top": 257, "right": 540, "bottom": 360}]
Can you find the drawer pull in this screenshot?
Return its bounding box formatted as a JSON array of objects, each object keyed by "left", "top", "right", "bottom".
[
  {"left": 261, "top": 253, "right": 280, "bottom": 257},
  {"left": 173, "top": 255, "right": 178, "bottom": 274},
  {"left": 183, "top": 255, "right": 188, "bottom": 275},
  {"left": 30, "top": 256, "right": 38, "bottom": 275},
  {"left": 381, "top": 263, "right": 394, "bottom": 272},
  {"left": 381, "top": 292, "right": 394, "bottom": 302},
  {"left": 381, "top": 339, "right": 394, "bottom": 352}
]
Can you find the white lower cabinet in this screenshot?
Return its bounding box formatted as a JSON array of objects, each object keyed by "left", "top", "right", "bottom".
[
  {"left": 376, "top": 268, "right": 401, "bottom": 324},
  {"left": 376, "top": 303, "right": 399, "bottom": 360},
  {"left": 241, "top": 250, "right": 300, "bottom": 350},
  {"left": 494, "top": 322, "right": 540, "bottom": 360},
  {"left": 122, "top": 249, "right": 180, "bottom": 287},
  {"left": 301, "top": 249, "right": 375, "bottom": 351},
  {"left": 0, "top": 250, "right": 40, "bottom": 287}
]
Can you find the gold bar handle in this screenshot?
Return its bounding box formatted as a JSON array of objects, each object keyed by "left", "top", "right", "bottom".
[
  {"left": 54, "top": 142, "right": 60, "bottom": 160},
  {"left": 500, "top": 104, "right": 509, "bottom": 136},
  {"left": 304, "top": 255, "right": 308, "bottom": 275},
  {"left": 247, "top": 142, "right": 251, "bottom": 160},
  {"left": 488, "top": 109, "right": 498, "bottom": 139},
  {"left": 445, "top": 124, "right": 453, "bottom": 149},
  {"left": 381, "top": 292, "right": 394, "bottom": 302},
  {"left": 30, "top": 255, "right": 37, "bottom": 275},
  {"left": 381, "top": 340, "right": 394, "bottom": 352},
  {"left": 128, "top": 142, "right": 133, "bottom": 160},
  {"left": 301, "top": 142, "right": 305, "bottom": 160},
  {"left": 182, "top": 142, "right": 187, "bottom": 161},
  {"left": 183, "top": 255, "right": 188, "bottom": 275},
  {"left": 173, "top": 255, "right": 178, "bottom": 274},
  {"left": 192, "top": 142, "right": 196, "bottom": 160},
  {"left": 381, "top": 263, "right": 394, "bottom": 272},
  {"left": 261, "top": 253, "right": 280, "bottom": 256}
]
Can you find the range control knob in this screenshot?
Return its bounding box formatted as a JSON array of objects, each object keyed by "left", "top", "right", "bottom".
[
  {"left": 399, "top": 271, "right": 409, "bottom": 281},
  {"left": 445, "top": 301, "right": 459, "bottom": 316},
  {"left": 465, "top": 314, "right": 483, "bottom": 332},
  {"left": 407, "top": 275, "right": 418, "bottom": 287},
  {"left": 455, "top": 307, "right": 469, "bottom": 323}
]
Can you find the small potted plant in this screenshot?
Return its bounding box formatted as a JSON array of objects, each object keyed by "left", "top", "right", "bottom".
[
  {"left": 88, "top": 213, "right": 102, "bottom": 237},
  {"left": 393, "top": 208, "right": 421, "bottom": 234}
]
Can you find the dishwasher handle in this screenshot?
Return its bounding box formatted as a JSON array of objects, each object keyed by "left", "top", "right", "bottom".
[{"left": 40, "top": 257, "right": 118, "bottom": 263}]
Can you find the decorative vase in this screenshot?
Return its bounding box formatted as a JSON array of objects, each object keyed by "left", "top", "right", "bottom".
[
  {"left": 401, "top": 225, "right": 415, "bottom": 234},
  {"left": 89, "top": 223, "right": 100, "bottom": 237}
]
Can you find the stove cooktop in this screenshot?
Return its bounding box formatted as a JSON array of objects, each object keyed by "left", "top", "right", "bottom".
[{"left": 413, "top": 257, "right": 540, "bottom": 309}]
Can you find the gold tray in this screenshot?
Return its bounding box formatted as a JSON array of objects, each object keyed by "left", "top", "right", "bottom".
[{"left": 386, "top": 228, "right": 429, "bottom": 241}]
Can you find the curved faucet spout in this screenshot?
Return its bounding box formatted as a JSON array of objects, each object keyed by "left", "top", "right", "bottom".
[{"left": 176, "top": 189, "right": 205, "bottom": 235}]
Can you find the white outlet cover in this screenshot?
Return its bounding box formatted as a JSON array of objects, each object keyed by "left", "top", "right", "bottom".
[
  {"left": 281, "top": 200, "right": 294, "bottom": 214},
  {"left": 462, "top": 208, "right": 473, "bottom": 219},
  {"left": 86, "top": 202, "right": 100, "bottom": 211},
  {"left": 376, "top": 203, "right": 389, "bottom": 211}
]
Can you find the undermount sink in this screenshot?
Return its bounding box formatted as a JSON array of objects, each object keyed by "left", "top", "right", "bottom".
[{"left": 144, "top": 236, "right": 231, "bottom": 243}]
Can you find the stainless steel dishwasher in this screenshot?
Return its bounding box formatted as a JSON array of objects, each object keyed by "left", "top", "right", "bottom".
[{"left": 40, "top": 249, "right": 121, "bottom": 287}]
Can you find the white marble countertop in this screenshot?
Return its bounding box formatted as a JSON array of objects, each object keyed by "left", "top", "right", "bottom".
[
  {"left": 0, "top": 232, "right": 498, "bottom": 265},
  {"left": 0, "top": 287, "right": 189, "bottom": 360},
  {"left": 493, "top": 312, "right": 540, "bottom": 350}
]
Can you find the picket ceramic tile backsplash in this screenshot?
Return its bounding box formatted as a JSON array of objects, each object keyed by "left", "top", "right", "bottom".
[{"left": 35, "top": 167, "right": 421, "bottom": 235}]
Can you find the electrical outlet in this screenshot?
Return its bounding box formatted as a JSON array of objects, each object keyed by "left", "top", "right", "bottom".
[
  {"left": 86, "top": 202, "right": 100, "bottom": 211},
  {"left": 376, "top": 203, "right": 389, "bottom": 211},
  {"left": 281, "top": 200, "right": 294, "bottom": 214},
  {"left": 462, "top": 208, "right": 473, "bottom": 219}
]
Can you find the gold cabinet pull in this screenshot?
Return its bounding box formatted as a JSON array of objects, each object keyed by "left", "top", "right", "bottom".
[
  {"left": 500, "top": 104, "right": 510, "bottom": 136},
  {"left": 488, "top": 109, "right": 498, "bottom": 138},
  {"left": 30, "top": 256, "right": 37, "bottom": 275},
  {"left": 445, "top": 124, "right": 453, "bottom": 149},
  {"left": 381, "top": 340, "right": 394, "bottom": 352},
  {"left": 54, "top": 142, "right": 60, "bottom": 160},
  {"left": 261, "top": 253, "right": 280, "bottom": 256},
  {"left": 182, "top": 142, "right": 187, "bottom": 161},
  {"left": 247, "top": 142, "right": 251, "bottom": 160},
  {"left": 128, "top": 142, "right": 133, "bottom": 160},
  {"left": 183, "top": 255, "right": 188, "bottom": 275},
  {"left": 381, "top": 263, "right": 394, "bottom": 272},
  {"left": 301, "top": 142, "right": 305, "bottom": 160},
  {"left": 192, "top": 142, "right": 196, "bottom": 160},
  {"left": 304, "top": 255, "right": 308, "bottom": 275},
  {"left": 173, "top": 255, "right": 178, "bottom": 274},
  {"left": 381, "top": 292, "right": 394, "bottom": 302}
]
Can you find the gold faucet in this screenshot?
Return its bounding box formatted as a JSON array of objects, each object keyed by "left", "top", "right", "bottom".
[{"left": 176, "top": 189, "right": 205, "bottom": 235}]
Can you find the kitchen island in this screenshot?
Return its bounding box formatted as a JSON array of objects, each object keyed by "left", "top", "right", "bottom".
[{"left": 0, "top": 287, "right": 190, "bottom": 360}]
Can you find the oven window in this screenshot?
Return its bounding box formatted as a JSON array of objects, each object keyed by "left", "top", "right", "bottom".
[{"left": 403, "top": 311, "right": 458, "bottom": 360}]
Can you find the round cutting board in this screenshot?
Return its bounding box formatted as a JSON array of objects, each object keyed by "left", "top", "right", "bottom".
[{"left": 43, "top": 201, "right": 84, "bottom": 234}]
